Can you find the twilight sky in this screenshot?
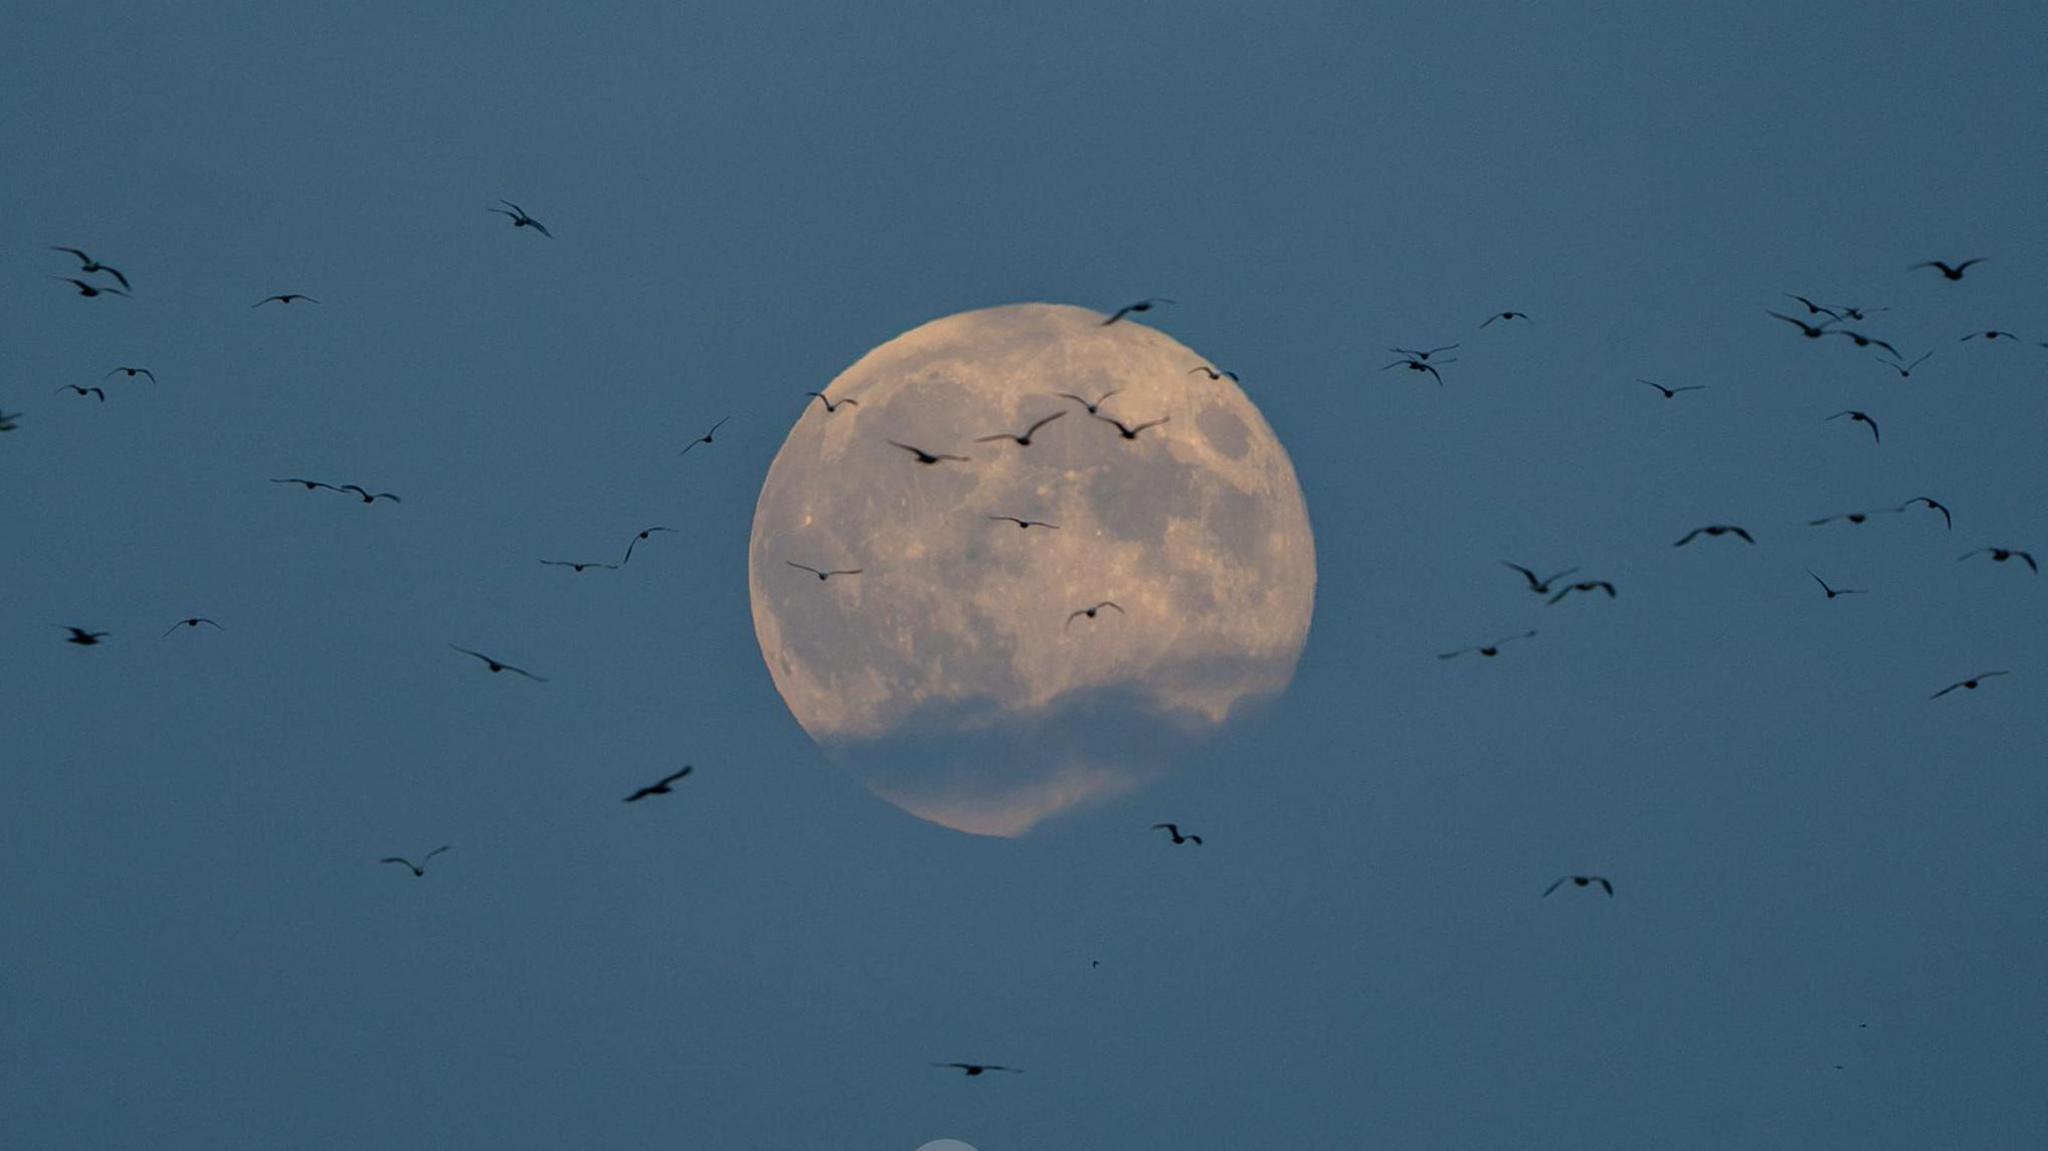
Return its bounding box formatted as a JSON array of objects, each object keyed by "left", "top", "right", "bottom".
[{"left": 4, "top": 3, "right": 2045, "bottom": 1149}]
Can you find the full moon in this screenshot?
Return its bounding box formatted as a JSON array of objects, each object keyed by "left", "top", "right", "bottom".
[{"left": 748, "top": 304, "right": 1316, "bottom": 836}]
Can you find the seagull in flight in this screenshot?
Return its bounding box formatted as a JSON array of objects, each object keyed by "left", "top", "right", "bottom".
[
  {"left": 1961, "top": 329, "right": 2024, "bottom": 342},
  {"left": 1808, "top": 571, "right": 1866, "bottom": 600},
  {"left": 1911, "top": 258, "right": 1984, "bottom": 281},
  {"left": 1390, "top": 344, "right": 1459, "bottom": 361},
  {"left": 1055, "top": 389, "right": 1121, "bottom": 414},
  {"left": 1674, "top": 524, "right": 1754, "bottom": 546},
  {"left": 1188, "top": 364, "right": 1240, "bottom": 381},
  {"left": 60, "top": 626, "right": 110, "bottom": 646},
  {"left": 1826, "top": 410, "right": 1880, "bottom": 444},
  {"left": 1830, "top": 329, "right": 1898, "bottom": 356},
  {"left": 54, "top": 277, "right": 129, "bottom": 298},
  {"left": 1930, "top": 671, "right": 2009, "bottom": 699},
  {"left": 106, "top": 366, "right": 156, "bottom": 383},
  {"left": 622, "top": 526, "right": 675, "bottom": 565},
  {"left": 253, "top": 293, "right": 318, "bottom": 307},
  {"left": 488, "top": 199, "right": 552, "bottom": 237},
  {"left": 805, "top": 391, "right": 858, "bottom": 413},
  {"left": 1480, "top": 310, "right": 1531, "bottom": 328},
  {"left": 1958, "top": 547, "right": 2037, "bottom": 574},
  {"left": 1783, "top": 293, "right": 1840, "bottom": 319},
  {"left": 337, "top": 484, "right": 401, "bottom": 503},
  {"left": 1382, "top": 356, "right": 1448, "bottom": 384},
  {"left": 1808, "top": 508, "right": 1894, "bottom": 527},
  {"left": 1896, "top": 496, "right": 1952, "bottom": 530},
  {"left": 786, "top": 561, "right": 862, "bottom": 581},
  {"left": 1503, "top": 562, "right": 1579, "bottom": 595},
  {"left": 1090, "top": 412, "right": 1170, "bottom": 440},
  {"left": 1543, "top": 875, "right": 1613, "bottom": 897},
  {"left": 1875, "top": 350, "right": 1932, "bottom": 378},
  {"left": 50, "top": 246, "right": 130, "bottom": 290},
  {"left": 271, "top": 477, "right": 339, "bottom": 492},
  {"left": 678, "top": 416, "right": 731, "bottom": 456},
  {"left": 988, "top": 515, "right": 1058, "bottom": 530},
  {"left": 887, "top": 439, "right": 969, "bottom": 465},
  {"left": 1152, "top": 823, "right": 1203, "bottom": 845},
  {"left": 975, "top": 411, "right": 1066, "bottom": 446},
  {"left": 1547, "top": 580, "right": 1617, "bottom": 605},
  {"left": 1065, "top": 601, "right": 1124, "bottom": 630},
  {"left": 1102, "top": 297, "right": 1173, "bottom": 325},
  {"left": 623, "top": 766, "right": 693, "bottom": 803},
  {"left": 1439, "top": 630, "right": 1536, "bottom": 659},
  {"left": 932, "top": 1062, "right": 1022, "bottom": 1077},
  {"left": 1639, "top": 379, "right": 1706, "bottom": 399},
  {"left": 1767, "top": 310, "right": 1837, "bottom": 339},
  {"left": 162, "top": 617, "right": 225, "bottom": 637},
  {"left": 380, "top": 845, "right": 452, "bottom": 877},
  {"left": 540, "top": 559, "right": 619, "bottom": 572},
  {"left": 449, "top": 644, "right": 548, "bottom": 681},
  {"left": 55, "top": 384, "right": 107, "bottom": 402}
]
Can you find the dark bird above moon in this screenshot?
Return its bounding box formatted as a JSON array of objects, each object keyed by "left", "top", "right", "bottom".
[
  {"left": 1480, "top": 310, "right": 1530, "bottom": 327},
  {"left": 1090, "top": 411, "right": 1170, "bottom": 440},
  {"left": 1065, "top": 601, "right": 1124, "bottom": 630},
  {"left": 1543, "top": 875, "right": 1614, "bottom": 897},
  {"left": 55, "top": 384, "right": 106, "bottom": 402},
  {"left": 1547, "top": 580, "right": 1617, "bottom": 605},
  {"left": 988, "top": 515, "right": 1058, "bottom": 530},
  {"left": 1930, "top": 671, "right": 2008, "bottom": 699},
  {"left": 380, "top": 845, "right": 451, "bottom": 877},
  {"left": 1102, "top": 297, "right": 1173, "bottom": 325},
  {"left": 1808, "top": 571, "right": 1866, "bottom": 600},
  {"left": 975, "top": 411, "right": 1066, "bottom": 446},
  {"left": 161, "top": 617, "right": 225, "bottom": 637},
  {"left": 50, "top": 246, "right": 130, "bottom": 289},
  {"left": 449, "top": 644, "right": 548, "bottom": 681},
  {"left": 253, "top": 293, "right": 318, "bottom": 307},
  {"left": 1152, "top": 822, "right": 1202, "bottom": 845},
  {"left": 1897, "top": 496, "right": 1952, "bottom": 530},
  {"left": 1503, "top": 562, "right": 1580, "bottom": 595},
  {"left": 1639, "top": 379, "right": 1706, "bottom": 399},
  {"left": 887, "top": 439, "right": 970, "bottom": 465},
  {"left": 1826, "top": 410, "right": 1881, "bottom": 443},
  {"left": 1188, "top": 364, "right": 1239, "bottom": 381},
  {"left": 1439, "top": 630, "right": 1536, "bottom": 659},
  {"left": 678, "top": 416, "right": 731, "bottom": 456},
  {"left": 105, "top": 366, "right": 156, "bottom": 383},
  {"left": 786, "top": 561, "right": 862, "bottom": 581},
  {"left": 1958, "top": 547, "right": 2037, "bottom": 573},
  {"left": 932, "top": 1062, "right": 1021, "bottom": 1076},
  {"left": 488, "top": 199, "right": 552, "bottom": 237},
  {"left": 1911, "top": 258, "right": 1984, "bottom": 281},
  {"left": 1055, "top": 389, "right": 1121, "bottom": 414},
  {"left": 623, "top": 766, "right": 693, "bottom": 803},
  {"left": 54, "top": 277, "right": 129, "bottom": 298},
  {"left": 60, "top": 626, "right": 109, "bottom": 646},
  {"left": 1675, "top": 524, "right": 1755, "bottom": 546},
  {"left": 805, "top": 391, "right": 858, "bottom": 413}
]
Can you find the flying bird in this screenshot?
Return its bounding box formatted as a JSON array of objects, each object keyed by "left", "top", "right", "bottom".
[
  {"left": 50, "top": 246, "right": 130, "bottom": 289},
  {"left": 1897, "top": 496, "right": 1952, "bottom": 530},
  {"left": 1958, "top": 547, "right": 2037, "bottom": 574},
  {"left": 988, "top": 515, "right": 1058, "bottom": 530},
  {"left": 449, "top": 644, "right": 548, "bottom": 681},
  {"left": 1639, "top": 379, "right": 1706, "bottom": 399},
  {"left": 1826, "top": 410, "right": 1881, "bottom": 444},
  {"left": 1547, "top": 580, "right": 1617, "bottom": 605},
  {"left": 337, "top": 484, "right": 400, "bottom": 504},
  {"left": 1055, "top": 389, "right": 1121, "bottom": 414},
  {"left": 54, "top": 277, "right": 129, "bottom": 298},
  {"left": 161, "top": 617, "right": 225, "bottom": 637},
  {"left": 60, "top": 626, "right": 109, "bottom": 646},
  {"left": 253, "top": 293, "right": 318, "bottom": 307},
  {"left": 488, "top": 199, "right": 553, "bottom": 237},
  {"left": 54, "top": 384, "right": 106, "bottom": 402},
  {"left": 805, "top": 391, "right": 858, "bottom": 413},
  {"left": 786, "top": 561, "right": 863, "bottom": 581},
  {"left": 1188, "top": 364, "right": 1239, "bottom": 381},
  {"left": 678, "top": 416, "right": 731, "bottom": 456},
  {"left": 1382, "top": 356, "right": 1448, "bottom": 384},
  {"left": 1767, "top": 310, "right": 1835, "bottom": 339},
  {"left": 1438, "top": 630, "right": 1536, "bottom": 659},
  {"left": 1783, "top": 293, "right": 1840, "bottom": 319},
  {"left": 1674, "top": 524, "right": 1754, "bottom": 546},
  {"left": 1065, "top": 601, "right": 1124, "bottom": 630},
  {"left": 621, "top": 526, "right": 675, "bottom": 565},
  {"left": 1807, "top": 509, "right": 1893, "bottom": 527},
  {"left": 1875, "top": 350, "right": 1932, "bottom": 378},
  {"left": 105, "top": 366, "right": 156, "bottom": 383},
  {"left": 1961, "top": 329, "right": 2023, "bottom": 342},
  {"left": 270, "top": 477, "right": 338, "bottom": 492},
  {"left": 931, "top": 1062, "right": 1021, "bottom": 1077},
  {"left": 887, "top": 439, "right": 969, "bottom": 465},
  {"left": 1480, "top": 310, "right": 1530, "bottom": 327},
  {"left": 1930, "top": 671, "right": 2009, "bottom": 699},
  {"left": 1543, "top": 875, "right": 1614, "bottom": 897},
  {"left": 1830, "top": 329, "right": 1898, "bottom": 356},
  {"left": 623, "top": 766, "right": 693, "bottom": 803},
  {"left": 380, "top": 845, "right": 452, "bottom": 877},
  {"left": 1807, "top": 571, "right": 1866, "bottom": 600},
  {"left": 540, "top": 559, "right": 619, "bottom": 572},
  {"left": 975, "top": 411, "right": 1066, "bottom": 446},
  {"left": 1151, "top": 822, "right": 1203, "bottom": 845},
  {"left": 1090, "top": 412, "right": 1170, "bottom": 440},
  {"left": 1911, "top": 258, "right": 1984, "bottom": 281},
  {"left": 1503, "top": 562, "right": 1580, "bottom": 595},
  {"left": 1389, "top": 344, "right": 1459, "bottom": 361},
  {"left": 1102, "top": 297, "right": 1173, "bottom": 325}
]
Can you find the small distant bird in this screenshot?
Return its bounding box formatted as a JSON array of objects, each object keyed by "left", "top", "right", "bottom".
[
  {"left": 449, "top": 644, "right": 548, "bottom": 681},
  {"left": 1835, "top": 304, "right": 1888, "bottom": 322},
  {"left": 540, "top": 559, "right": 619, "bottom": 572},
  {"left": 1639, "top": 379, "right": 1706, "bottom": 399},
  {"left": 270, "top": 477, "right": 338, "bottom": 492},
  {"left": 337, "top": 484, "right": 400, "bottom": 504},
  {"left": 488, "top": 199, "right": 552, "bottom": 237},
  {"left": 54, "top": 277, "right": 129, "bottom": 299},
  {"left": 1830, "top": 329, "right": 1898, "bottom": 356},
  {"left": 1897, "top": 496, "right": 1951, "bottom": 530},
  {"left": 1961, "top": 329, "right": 2022, "bottom": 342},
  {"left": 161, "top": 617, "right": 225, "bottom": 637},
  {"left": 1055, "top": 389, "right": 1121, "bottom": 415},
  {"left": 1958, "top": 547, "right": 2037, "bottom": 574},
  {"left": 1438, "top": 630, "right": 1536, "bottom": 659},
  {"left": 621, "top": 526, "right": 675, "bottom": 565},
  {"left": 1547, "top": 580, "right": 1617, "bottom": 605},
  {"left": 0, "top": 411, "right": 20, "bottom": 432},
  {"left": 932, "top": 1062, "right": 1021, "bottom": 1077},
  {"left": 1480, "top": 310, "right": 1530, "bottom": 327},
  {"left": 1090, "top": 412, "right": 1170, "bottom": 440},
  {"left": 1808, "top": 571, "right": 1866, "bottom": 600},
  {"left": 1102, "top": 297, "right": 1173, "bottom": 325},
  {"left": 1783, "top": 293, "right": 1840, "bottom": 319},
  {"left": 988, "top": 515, "right": 1058, "bottom": 530},
  {"left": 1807, "top": 509, "right": 1892, "bottom": 527},
  {"left": 1065, "top": 601, "right": 1124, "bottom": 630},
  {"left": 1390, "top": 344, "right": 1459, "bottom": 361},
  {"left": 1382, "top": 356, "right": 1448, "bottom": 384},
  {"left": 678, "top": 416, "right": 731, "bottom": 456},
  {"left": 1826, "top": 410, "right": 1881, "bottom": 444},
  {"left": 380, "top": 845, "right": 452, "bottom": 877},
  {"left": 1543, "top": 875, "right": 1613, "bottom": 897},
  {"left": 1188, "top": 364, "right": 1240, "bottom": 381},
  {"left": 253, "top": 293, "right": 318, "bottom": 307},
  {"left": 1875, "top": 350, "right": 1932, "bottom": 378},
  {"left": 1151, "top": 822, "right": 1202, "bottom": 845},
  {"left": 1911, "top": 258, "right": 1984, "bottom": 281},
  {"left": 1674, "top": 524, "right": 1755, "bottom": 546},
  {"left": 887, "top": 439, "right": 970, "bottom": 465},
  {"left": 975, "top": 411, "right": 1066, "bottom": 446},
  {"left": 1930, "top": 670, "right": 2009, "bottom": 699},
  {"left": 786, "top": 561, "right": 862, "bottom": 581},
  {"left": 1768, "top": 310, "right": 1836, "bottom": 339},
  {"left": 623, "top": 766, "right": 693, "bottom": 803},
  {"left": 50, "top": 246, "right": 130, "bottom": 290},
  {"left": 60, "top": 626, "right": 109, "bottom": 646},
  {"left": 1503, "top": 562, "right": 1580, "bottom": 595},
  {"left": 105, "top": 366, "right": 156, "bottom": 383},
  {"left": 54, "top": 384, "right": 106, "bottom": 402},
  {"left": 805, "top": 391, "right": 858, "bottom": 413}
]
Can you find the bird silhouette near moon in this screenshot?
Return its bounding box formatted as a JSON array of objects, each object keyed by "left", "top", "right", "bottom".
[{"left": 748, "top": 304, "right": 1316, "bottom": 836}]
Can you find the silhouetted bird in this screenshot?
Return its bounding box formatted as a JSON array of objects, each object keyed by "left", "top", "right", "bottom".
[
  {"left": 1065, "top": 601, "right": 1124, "bottom": 630},
  {"left": 1675, "top": 524, "right": 1754, "bottom": 546},
  {"left": 0, "top": 411, "right": 19, "bottom": 432},
  {"left": 1875, "top": 350, "right": 1932, "bottom": 378},
  {"left": 1808, "top": 509, "right": 1893, "bottom": 527},
  {"left": 623, "top": 766, "right": 693, "bottom": 803},
  {"left": 105, "top": 366, "right": 156, "bottom": 383},
  {"left": 1639, "top": 379, "right": 1706, "bottom": 399},
  {"left": 541, "top": 559, "right": 619, "bottom": 572},
  {"left": 1958, "top": 547, "right": 2037, "bottom": 574},
  {"left": 1152, "top": 822, "right": 1202, "bottom": 845},
  {"left": 1480, "top": 310, "right": 1530, "bottom": 327},
  {"left": 1503, "top": 562, "right": 1580, "bottom": 595},
  {"left": 488, "top": 199, "right": 552, "bottom": 237},
  {"left": 60, "top": 626, "right": 109, "bottom": 646},
  {"left": 1188, "top": 364, "right": 1240, "bottom": 381},
  {"left": 988, "top": 515, "right": 1058, "bottom": 530},
  {"left": 161, "top": 617, "right": 225, "bottom": 637},
  {"left": 1768, "top": 310, "right": 1835, "bottom": 339},
  {"left": 253, "top": 293, "right": 318, "bottom": 307},
  {"left": 1439, "top": 630, "right": 1536, "bottom": 659},
  {"left": 622, "top": 526, "right": 675, "bottom": 565},
  {"left": 1826, "top": 410, "right": 1881, "bottom": 444},
  {"left": 1961, "top": 329, "right": 2023, "bottom": 342},
  {"left": 1390, "top": 344, "right": 1458, "bottom": 361},
  {"left": 975, "top": 411, "right": 1066, "bottom": 446},
  {"left": 1547, "top": 580, "right": 1617, "bottom": 605},
  {"left": 1090, "top": 412, "right": 1170, "bottom": 440},
  {"left": 1543, "top": 875, "right": 1613, "bottom": 897},
  {"left": 932, "top": 1062, "right": 1021, "bottom": 1077},
  {"left": 50, "top": 246, "right": 129, "bottom": 290},
  {"left": 1102, "top": 297, "right": 1173, "bottom": 325},
  {"left": 786, "top": 561, "right": 862, "bottom": 581},
  {"left": 54, "top": 277, "right": 129, "bottom": 299},
  {"left": 337, "top": 484, "right": 400, "bottom": 503},
  {"left": 1783, "top": 293, "right": 1840, "bottom": 319},
  {"left": 449, "top": 644, "right": 547, "bottom": 681},
  {"left": 1831, "top": 329, "right": 1898, "bottom": 356},
  {"left": 1055, "top": 389, "right": 1121, "bottom": 414},
  {"left": 1897, "top": 496, "right": 1952, "bottom": 530},
  {"left": 1911, "top": 258, "right": 1983, "bottom": 281},
  {"left": 805, "top": 391, "right": 858, "bottom": 413},
  {"left": 54, "top": 384, "right": 106, "bottom": 402},
  {"left": 1834, "top": 303, "right": 1888, "bottom": 322},
  {"left": 887, "top": 440, "right": 969, "bottom": 465},
  {"left": 380, "top": 846, "right": 451, "bottom": 877},
  {"left": 1930, "top": 671, "right": 2009, "bottom": 699},
  {"left": 270, "top": 477, "right": 338, "bottom": 492},
  {"left": 678, "top": 416, "right": 731, "bottom": 456},
  {"left": 1808, "top": 571, "right": 1866, "bottom": 600},
  {"left": 1382, "top": 356, "right": 1448, "bottom": 384}
]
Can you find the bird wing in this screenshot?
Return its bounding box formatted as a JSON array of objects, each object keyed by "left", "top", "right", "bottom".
[
  {"left": 786, "top": 561, "right": 822, "bottom": 575},
  {"left": 505, "top": 664, "right": 548, "bottom": 682},
  {"left": 1674, "top": 529, "right": 1703, "bottom": 547},
  {"left": 1089, "top": 412, "right": 1133, "bottom": 434},
  {"left": 1956, "top": 258, "right": 1984, "bottom": 272},
  {"left": 1502, "top": 561, "right": 1540, "bottom": 588},
  {"left": 661, "top": 766, "right": 694, "bottom": 786},
  {"left": 827, "top": 569, "right": 864, "bottom": 577},
  {"left": 1541, "top": 877, "right": 1566, "bottom": 897},
  {"left": 529, "top": 220, "right": 553, "bottom": 237},
  {"left": 1596, "top": 878, "right": 1613, "bottom": 895},
  {"left": 51, "top": 246, "right": 89, "bottom": 261},
  {"left": 623, "top": 788, "right": 655, "bottom": 802},
  {"left": 1546, "top": 587, "right": 1572, "bottom": 604},
  {"left": 380, "top": 857, "right": 415, "bottom": 868},
  {"left": 1099, "top": 601, "right": 1125, "bottom": 613},
  {"left": 2023, "top": 554, "right": 2039, "bottom": 574},
  {"left": 972, "top": 432, "right": 1018, "bottom": 443},
  {"left": 1930, "top": 682, "right": 1960, "bottom": 699},
  {"left": 449, "top": 644, "right": 490, "bottom": 663},
  {"left": 1152, "top": 823, "right": 1178, "bottom": 833},
  {"left": 1438, "top": 647, "right": 1472, "bottom": 659},
  {"left": 1731, "top": 527, "right": 1755, "bottom": 543},
  {"left": 1023, "top": 411, "right": 1066, "bottom": 437},
  {"left": 425, "top": 845, "right": 452, "bottom": 860}
]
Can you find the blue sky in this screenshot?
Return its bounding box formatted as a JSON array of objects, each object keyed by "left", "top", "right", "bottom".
[{"left": 4, "top": 3, "right": 2045, "bottom": 1148}]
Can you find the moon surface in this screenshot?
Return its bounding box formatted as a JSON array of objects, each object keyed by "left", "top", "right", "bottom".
[{"left": 748, "top": 303, "right": 1316, "bottom": 836}]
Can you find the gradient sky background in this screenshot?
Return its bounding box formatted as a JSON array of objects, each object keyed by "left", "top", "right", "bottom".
[{"left": 4, "top": 3, "right": 2045, "bottom": 1148}]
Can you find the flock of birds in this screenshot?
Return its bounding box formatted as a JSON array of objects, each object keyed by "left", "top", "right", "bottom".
[{"left": 17, "top": 214, "right": 2040, "bottom": 1081}]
